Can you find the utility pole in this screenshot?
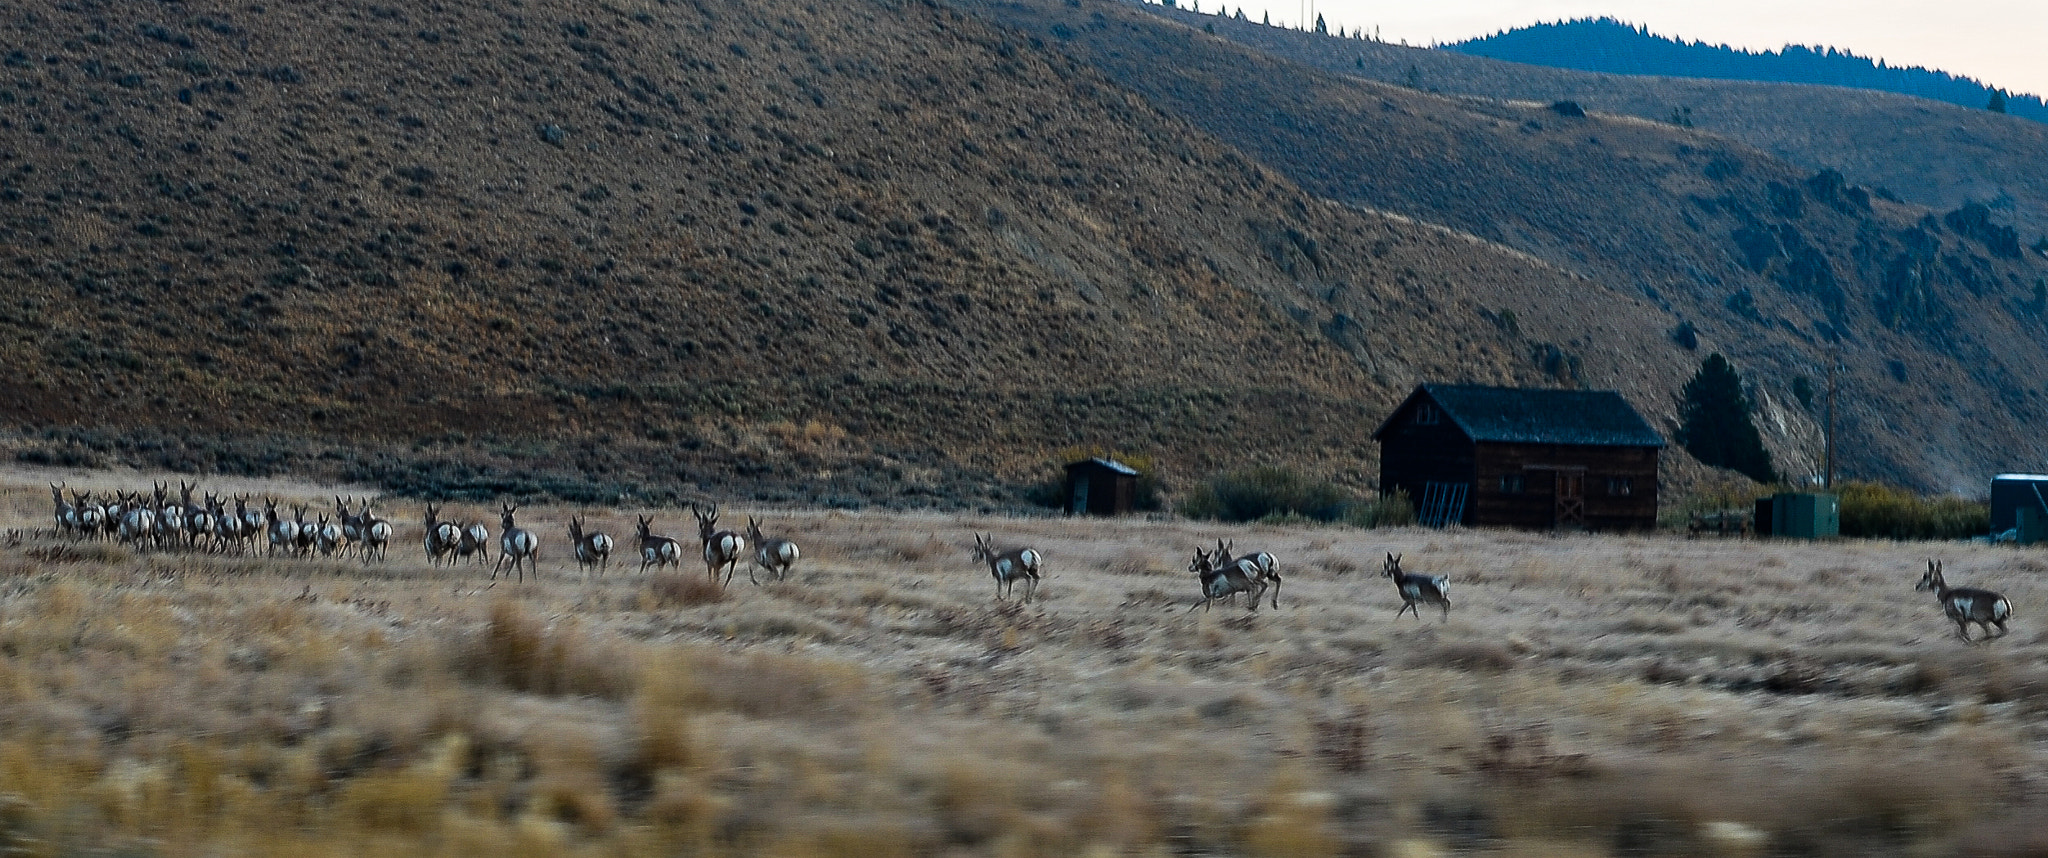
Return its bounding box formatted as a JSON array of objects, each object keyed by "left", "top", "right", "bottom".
[{"left": 1824, "top": 353, "right": 1838, "bottom": 490}]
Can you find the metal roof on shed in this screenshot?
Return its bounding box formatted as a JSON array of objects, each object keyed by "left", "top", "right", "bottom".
[
  {"left": 1065, "top": 457, "right": 1140, "bottom": 476},
  {"left": 1372, "top": 384, "right": 1666, "bottom": 448}
]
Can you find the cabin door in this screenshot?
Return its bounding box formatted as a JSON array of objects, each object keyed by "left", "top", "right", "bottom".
[{"left": 1554, "top": 472, "right": 1586, "bottom": 529}]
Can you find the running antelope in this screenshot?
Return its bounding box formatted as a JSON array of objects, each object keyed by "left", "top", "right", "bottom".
[
  {"left": 336, "top": 496, "right": 365, "bottom": 556},
  {"left": 75, "top": 491, "right": 104, "bottom": 541},
  {"left": 747, "top": 517, "right": 800, "bottom": 584},
  {"left": 1918, "top": 559, "right": 2012, "bottom": 642},
  {"left": 179, "top": 481, "right": 210, "bottom": 550},
  {"left": 50, "top": 483, "right": 77, "bottom": 539},
  {"left": 290, "top": 504, "right": 316, "bottom": 556},
  {"left": 265, "top": 498, "right": 298, "bottom": 557},
  {"left": 359, "top": 501, "right": 392, "bottom": 562},
  {"left": 457, "top": 520, "right": 491, "bottom": 566},
  {"left": 237, "top": 495, "right": 265, "bottom": 551},
  {"left": 693, "top": 503, "right": 746, "bottom": 587},
  {"left": 972, "top": 532, "right": 1041, "bottom": 602},
  {"left": 153, "top": 483, "right": 184, "bottom": 549},
  {"left": 568, "top": 516, "right": 614, "bottom": 575},
  {"left": 1215, "top": 539, "right": 1281, "bottom": 609},
  {"left": 1384, "top": 553, "right": 1451, "bottom": 622},
  {"left": 423, "top": 503, "right": 459, "bottom": 566},
  {"left": 313, "top": 514, "right": 343, "bottom": 557},
  {"left": 636, "top": 515, "right": 684, "bottom": 574},
  {"left": 1187, "top": 548, "right": 1262, "bottom": 612},
  {"left": 493, "top": 502, "right": 538, "bottom": 581},
  {"left": 119, "top": 493, "right": 156, "bottom": 547}
]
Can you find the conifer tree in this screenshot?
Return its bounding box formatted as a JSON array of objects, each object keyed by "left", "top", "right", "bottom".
[
  {"left": 1678, "top": 353, "right": 1779, "bottom": 483},
  {"left": 1314, "top": 13, "right": 1327, "bottom": 34}
]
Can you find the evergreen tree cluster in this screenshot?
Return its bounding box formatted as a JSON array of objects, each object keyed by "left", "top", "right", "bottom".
[
  {"left": 1677, "top": 353, "right": 1779, "bottom": 484},
  {"left": 1445, "top": 18, "right": 2048, "bottom": 123}
]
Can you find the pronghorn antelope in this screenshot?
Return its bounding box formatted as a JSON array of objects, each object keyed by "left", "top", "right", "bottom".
[
  {"left": 265, "top": 498, "right": 298, "bottom": 557},
  {"left": 336, "top": 496, "right": 365, "bottom": 557},
  {"left": 423, "top": 503, "right": 459, "bottom": 566},
  {"left": 493, "top": 502, "right": 538, "bottom": 581},
  {"left": 75, "top": 491, "right": 104, "bottom": 541},
  {"left": 972, "top": 532, "right": 1041, "bottom": 602},
  {"left": 693, "top": 503, "right": 746, "bottom": 586},
  {"left": 747, "top": 516, "right": 800, "bottom": 584},
  {"left": 50, "top": 483, "right": 77, "bottom": 539},
  {"left": 457, "top": 520, "right": 491, "bottom": 566},
  {"left": 182, "top": 484, "right": 214, "bottom": 552},
  {"left": 237, "top": 495, "right": 265, "bottom": 552},
  {"left": 119, "top": 493, "right": 156, "bottom": 547},
  {"left": 568, "top": 516, "right": 614, "bottom": 575},
  {"left": 1384, "top": 553, "right": 1451, "bottom": 622},
  {"left": 635, "top": 515, "right": 684, "bottom": 574},
  {"left": 153, "top": 483, "right": 185, "bottom": 549},
  {"left": 179, "top": 481, "right": 210, "bottom": 550},
  {"left": 359, "top": 500, "right": 392, "bottom": 562},
  {"left": 1214, "top": 539, "right": 1281, "bottom": 609},
  {"left": 1187, "top": 548, "right": 1262, "bottom": 612},
  {"left": 290, "top": 504, "right": 317, "bottom": 556},
  {"left": 1918, "top": 559, "right": 2012, "bottom": 642},
  {"left": 314, "top": 513, "right": 343, "bottom": 557},
  {"left": 102, "top": 492, "right": 129, "bottom": 542},
  {"left": 211, "top": 494, "right": 244, "bottom": 552}
]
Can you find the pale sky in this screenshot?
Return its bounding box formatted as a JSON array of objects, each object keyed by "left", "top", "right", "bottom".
[{"left": 1225, "top": 1, "right": 2048, "bottom": 96}]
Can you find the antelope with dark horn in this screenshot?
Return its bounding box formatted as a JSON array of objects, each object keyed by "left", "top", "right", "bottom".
[
  {"left": 50, "top": 483, "right": 77, "bottom": 539},
  {"left": 1214, "top": 539, "right": 1281, "bottom": 609},
  {"left": 493, "top": 502, "right": 538, "bottom": 582},
  {"left": 422, "top": 503, "right": 458, "bottom": 566},
  {"left": 264, "top": 497, "right": 297, "bottom": 557},
  {"left": 75, "top": 490, "right": 104, "bottom": 542},
  {"left": 1187, "top": 548, "right": 1262, "bottom": 612},
  {"left": 1918, "top": 559, "right": 2012, "bottom": 642},
  {"left": 972, "top": 532, "right": 1042, "bottom": 602},
  {"left": 746, "top": 516, "right": 800, "bottom": 584},
  {"left": 636, "top": 515, "right": 683, "bottom": 574},
  {"left": 1384, "top": 553, "right": 1450, "bottom": 622},
  {"left": 693, "top": 503, "right": 746, "bottom": 587},
  {"left": 568, "top": 516, "right": 613, "bottom": 575},
  {"left": 359, "top": 500, "right": 392, "bottom": 563}
]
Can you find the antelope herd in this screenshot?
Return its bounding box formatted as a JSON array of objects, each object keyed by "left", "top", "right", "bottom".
[{"left": 32, "top": 482, "right": 2022, "bottom": 642}]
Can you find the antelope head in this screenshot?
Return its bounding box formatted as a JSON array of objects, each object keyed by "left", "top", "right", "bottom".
[
  {"left": 1917, "top": 559, "right": 1945, "bottom": 593},
  {"left": 1383, "top": 552, "right": 1403, "bottom": 578},
  {"left": 693, "top": 503, "right": 719, "bottom": 538},
  {"left": 500, "top": 502, "right": 518, "bottom": 530},
  {"left": 569, "top": 516, "right": 584, "bottom": 542},
  {"left": 747, "top": 516, "right": 764, "bottom": 543},
  {"left": 50, "top": 482, "right": 66, "bottom": 505},
  {"left": 180, "top": 480, "right": 196, "bottom": 506},
  {"left": 636, "top": 515, "right": 653, "bottom": 540}
]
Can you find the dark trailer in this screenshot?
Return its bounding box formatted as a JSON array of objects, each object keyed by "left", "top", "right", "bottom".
[{"left": 1373, "top": 384, "right": 1664, "bottom": 531}]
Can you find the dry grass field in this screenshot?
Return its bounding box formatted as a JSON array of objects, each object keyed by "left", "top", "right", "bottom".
[{"left": 0, "top": 465, "right": 2045, "bottom": 857}]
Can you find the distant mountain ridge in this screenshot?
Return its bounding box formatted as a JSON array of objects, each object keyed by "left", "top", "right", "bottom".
[{"left": 1445, "top": 17, "right": 2047, "bottom": 122}]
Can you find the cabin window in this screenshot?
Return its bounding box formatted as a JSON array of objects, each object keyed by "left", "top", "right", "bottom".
[
  {"left": 1607, "top": 477, "right": 1633, "bottom": 496},
  {"left": 1499, "top": 474, "right": 1524, "bottom": 494},
  {"left": 1414, "top": 404, "right": 1439, "bottom": 425}
]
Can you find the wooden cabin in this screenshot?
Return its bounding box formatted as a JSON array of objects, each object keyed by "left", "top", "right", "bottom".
[
  {"left": 1063, "top": 457, "right": 1140, "bottom": 516},
  {"left": 1372, "top": 384, "right": 1664, "bottom": 531}
]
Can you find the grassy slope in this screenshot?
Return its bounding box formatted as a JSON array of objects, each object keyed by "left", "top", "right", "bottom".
[
  {"left": 1139, "top": 2, "right": 2048, "bottom": 242},
  {"left": 0, "top": 0, "right": 1683, "bottom": 505},
  {"left": 968, "top": 0, "right": 2048, "bottom": 493},
  {"left": 2, "top": 468, "right": 2046, "bottom": 854}
]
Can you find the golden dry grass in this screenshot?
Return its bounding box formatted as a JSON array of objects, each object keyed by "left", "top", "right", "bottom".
[{"left": 0, "top": 464, "right": 2044, "bottom": 855}]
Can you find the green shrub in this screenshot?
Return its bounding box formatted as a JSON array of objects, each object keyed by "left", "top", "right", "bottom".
[
  {"left": 1180, "top": 466, "right": 1348, "bottom": 523},
  {"left": 1344, "top": 489, "right": 1416, "bottom": 528},
  {"left": 1837, "top": 481, "right": 1989, "bottom": 540}
]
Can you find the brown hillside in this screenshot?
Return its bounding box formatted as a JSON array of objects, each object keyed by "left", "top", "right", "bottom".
[
  {"left": 966, "top": 0, "right": 2048, "bottom": 493},
  {"left": 1137, "top": 2, "right": 2048, "bottom": 246},
  {"left": 0, "top": 0, "right": 1679, "bottom": 505}
]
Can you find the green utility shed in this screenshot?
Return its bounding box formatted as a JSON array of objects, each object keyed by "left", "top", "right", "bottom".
[{"left": 1762, "top": 492, "right": 1839, "bottom": 539}]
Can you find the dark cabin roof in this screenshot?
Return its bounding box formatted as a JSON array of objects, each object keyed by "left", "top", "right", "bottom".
[
  {"left": 1372, "top": 384, "right": 1666, "bottom": 447},
  {"left": 1066, "top": 457, "right": 1140, "bottom": 476}
]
